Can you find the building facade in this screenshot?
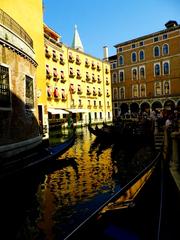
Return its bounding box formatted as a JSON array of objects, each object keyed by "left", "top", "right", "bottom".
[
  {"left": 110, "top": 21, "right": 180, "bottom": 119},
  {"left": 0, "top": 7, "right": 41, "bottom": 158},
  {"left": 0, "top": 0, "right": 49, "bottom": 158},
  {"left": 44, "top": 25, "right": 112, "bottom": 126}
]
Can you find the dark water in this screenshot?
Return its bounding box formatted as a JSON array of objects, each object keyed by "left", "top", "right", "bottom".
[{"left": 0, "top": 127, "right": 155, "bottom": 240}]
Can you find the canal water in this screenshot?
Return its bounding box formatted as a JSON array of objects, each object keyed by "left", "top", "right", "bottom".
[{"left": 0, "top": 127, "right": 155, "bottom": 240}]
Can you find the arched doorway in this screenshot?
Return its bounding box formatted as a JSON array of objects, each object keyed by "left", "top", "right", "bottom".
[
  {"left": 164, "top": 100, "right": 175, "bottom": 111},
  {"left": 130, "top": 102, "right": 139, "bottom": 114},
  {"left": 120, "top": 103, "right": 129, "bottom": 115},
  {"left": 152, "top": 101, "right": 162, "bottom": 111},
  {"left": 140, "top": 102, "right": 150, "bottom": 114}
]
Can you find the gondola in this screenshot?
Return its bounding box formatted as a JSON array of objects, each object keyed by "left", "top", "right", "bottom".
[
  {"left": 0, "top": 130, "right": 76, "bottom": 179},
  {"left": 88, "top": 122, "right": 154, "bottom": 146},
  {"left": 64, "top": 152, "right": 166, "bottom": 240}
]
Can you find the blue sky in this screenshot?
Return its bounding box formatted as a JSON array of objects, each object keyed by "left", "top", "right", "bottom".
[{"left": 43, "top": 0, "right": 180, "bottom": 59}]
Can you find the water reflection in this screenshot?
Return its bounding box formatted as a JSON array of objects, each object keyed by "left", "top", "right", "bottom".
[
  {"left": 37, "top": 128, "right": 118, "bottom": 240},
  {"left": 1, "top": 127, "right": 155, "bottom": 240}
]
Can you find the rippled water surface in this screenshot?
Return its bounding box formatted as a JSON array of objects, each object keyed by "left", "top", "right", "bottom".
[{"left": 0, "top": 127, "right": 155, "bottom": 240}]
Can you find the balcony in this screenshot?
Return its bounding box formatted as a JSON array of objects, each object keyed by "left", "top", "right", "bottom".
[
  {"left": 61, "top": 78, "right": 66, "bottom": 83},
  {"left": 105, "top": 68, "right": 110, "bottom": 74},
  {"left": 46, "top": 73, "right": 52, "bottom": 79},
  {"left": 77, "top": 90, "right": 83, "bottom": 95},
  {"left": 86, "top": 76, "right": 91, "bottom": 82},
  {"left": 52, "top": 54, "right": 58, "bottom": 62},
  {"left": 91, "top": 63, "right": 96, "bottom": 70},
  {"left": 98, "top": 92, "right": 102, "bottom": 96},
  {"left": 60, "top": 58, "right": 65, "bottom": 65},
  {"left": 68, "top": 56, "right": 74, "bottom": 63},
  {"left": 45, "top": 50, "right": 51, "bottom": 58},
  {"left": 85, "top": 61, "right": 90, "bottom": 68},
  {"left": 97, "top": 65, "right": 101, "bottom": 71},
  {"left": 69, "top": 72, "right": 75, "bottom": 78},
  {"left": 87, "top": 91, "right": 91, "bottom": 96},
  {"left": 76, "top": 58, "right": 81, "bottom": 65},
  {"left": 77, "top": 74, "right": 82, "bottom": 79}
]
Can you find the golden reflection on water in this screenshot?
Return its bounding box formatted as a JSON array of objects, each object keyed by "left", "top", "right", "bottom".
[{"left": 37, "top": 128, "right": 116, "bottom": 239}]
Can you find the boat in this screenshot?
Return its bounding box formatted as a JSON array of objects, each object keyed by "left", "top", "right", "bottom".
[
  {"left": 0, "top": 130, "right": 76, "bottom": 179},
  {"left": 63, "top": 151, "right": 166, "bottom": 240},
  {"left": 88, "top": 120, "right": 154, "bottom": 145}
]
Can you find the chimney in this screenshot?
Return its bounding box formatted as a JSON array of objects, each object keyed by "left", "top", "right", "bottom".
[{"left": 103, "top": 46, "right": 109, "bottom": 61}]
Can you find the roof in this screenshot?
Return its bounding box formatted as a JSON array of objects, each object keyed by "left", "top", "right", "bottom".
[{"left": 114, "top": 22, "right": 180, "bottom": 48}]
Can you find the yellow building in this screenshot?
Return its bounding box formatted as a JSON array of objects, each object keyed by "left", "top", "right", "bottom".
[
  {"left": 0, "top": 0, "right": 49, "bottom": 158},
  {"left": 1, "top": 0, "right": 49, "bottom": 143},
  {"left": 44, "top": 25, "right": 112, "bottom": 126}
]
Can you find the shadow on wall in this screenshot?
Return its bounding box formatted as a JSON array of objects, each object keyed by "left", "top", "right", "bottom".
[{"left": 0, "top": 91, "right": 41, "bottom": 158}]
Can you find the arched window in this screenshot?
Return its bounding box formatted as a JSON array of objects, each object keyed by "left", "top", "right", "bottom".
[
  {"left": 119, "top": 87, "right": 125, "bottom": 99},
  {"left": 154, "top": 64, "right": 160, "bottom": 76},
  {"left": 140, "top": 84, "right": 146, "bottom": 97},
  {"left": 131, "top": 52, "right": 137, "bottom": 62},
  {"left": 139, "top": 50, "right": 145, "bottom": 60},
  {"left": 119, "top": 55, "right": 124, "bottom": 65},
  {"left": 162, "top": 44, "right": 169, "bottom": 55},
  {"left": 155, "top": 82, "right": 161, "bottom": 96},
  {"left": 119, "top": 71, "right": 124, "bottom": 82},
  {"left": 113, "top": 88, "right": 118, "bottom": 100},
  {"left": 140, "top": 67, "right": 145, "bottom": 79},
  {"left": 154, "top": 46, "right": 160, "bottom": 57},
  {"left": 164, "top": 81, "right": 170, "bottom": 95},
  {"left": 132, "top": 85, "right": 138, "bottom": 97},
  {"left": 112, "top": 73, "right": 117, "bottom": 83},
  {"left": 132, "top": 68, "right": 137, "bottom": 80},
  {"left": 163, "top": 62, "right": 169, "bottom": 74}
]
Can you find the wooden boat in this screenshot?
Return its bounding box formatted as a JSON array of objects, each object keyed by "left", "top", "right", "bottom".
[
  {"left": 88, "top": 120, "right": 154, "bottom": 146},
  {"left": 64, "top": 152, "right": 164, "bottom": 240},
  {"left": 0, "top": 130, "right": 76, "bottom": 179}
]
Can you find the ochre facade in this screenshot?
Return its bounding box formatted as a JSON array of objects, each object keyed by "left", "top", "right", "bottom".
[{"left": 110, "top": 21, "right": 180, "bottom": 118}]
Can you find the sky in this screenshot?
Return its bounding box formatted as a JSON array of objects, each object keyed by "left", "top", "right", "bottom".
[{"left": 43, "top": 0, "right": 180, "bottom": 59}]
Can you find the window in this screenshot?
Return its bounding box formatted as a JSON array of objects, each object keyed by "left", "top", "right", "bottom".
[
  {"left": 154, "top": 82, "right": 161, "bottom": 96},
  {"left": 164, "top": 81, "right": 170, "bottom": 95},
  {"left": 139, "top": 66, "right": 145, "bottom": 79},
  {"left": 154, "top": 37, "right": 159, "bottom": 42},
  {"left": 139, "top": 41, "right": 144, "bottom": 46},
  {"left": 139, "top": 50, "right": 145, "bottom": 60},
  {"left": 100, "top": 112, "right": 102, "bottom": 119},
  {"left": 163, "top": 62, "right": 169, "bottom": 75},
  {"left": 162, "top": 44, "right": 169, "bottom": 55},
  {"left": 112, "top": 73, "right": 117, "bottom": 83},
  {"left": 132, "top": 84, "right": 138, "bottom": 98},
  {"left": 0, "top": 65, "right": 11, "bottom": 108},
  {"left": 119, "top": 55, "right": 124, "bottom": 65},
  {"left": 163, "top": 34, "right": 167, "bottom": 40},
  {"left": 132, "top": 43, "right": 136, "bottom": 48},
  {"left": 140, "top": 84, "right": 146, "bottom": 97},
  {"left": 131, "top": 52, "right": 137, "bottom": 62},
  {"left": 118, "top": 47, "right": 123, "bottom": 52},
  {"left": 94, "top": 112, "right": 97, "bottom": 119},
  {"left": 154, "top": 46, "right": 160, "bottom": 57},
  {"left": 113, "top": 88, "right": 118, "bottom": 100},
  {"left": 119, "top": 70, "right": 124, "bottom": 82},
  {"left": 132, "top": 68, "right": 138, "bottom": 80},
  {"left": 25, "top": 75, "right": 34, "bottom": 109},
  {"left": 154, "top": 63, "right": 160, "bottom": 76},
  {"left": 111, "top": 62, "right": 117, "bottom": 69},
  {"left": 119, "top": 87, "right": 125, "bottom": 99}
]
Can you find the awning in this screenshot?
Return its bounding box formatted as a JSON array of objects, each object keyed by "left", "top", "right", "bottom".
[
  {"left": 67, "top": 109, "right": 90, "bottom": 113},
  {"left": 48, "top": 108, "right": 69, "bottom": 114}
]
